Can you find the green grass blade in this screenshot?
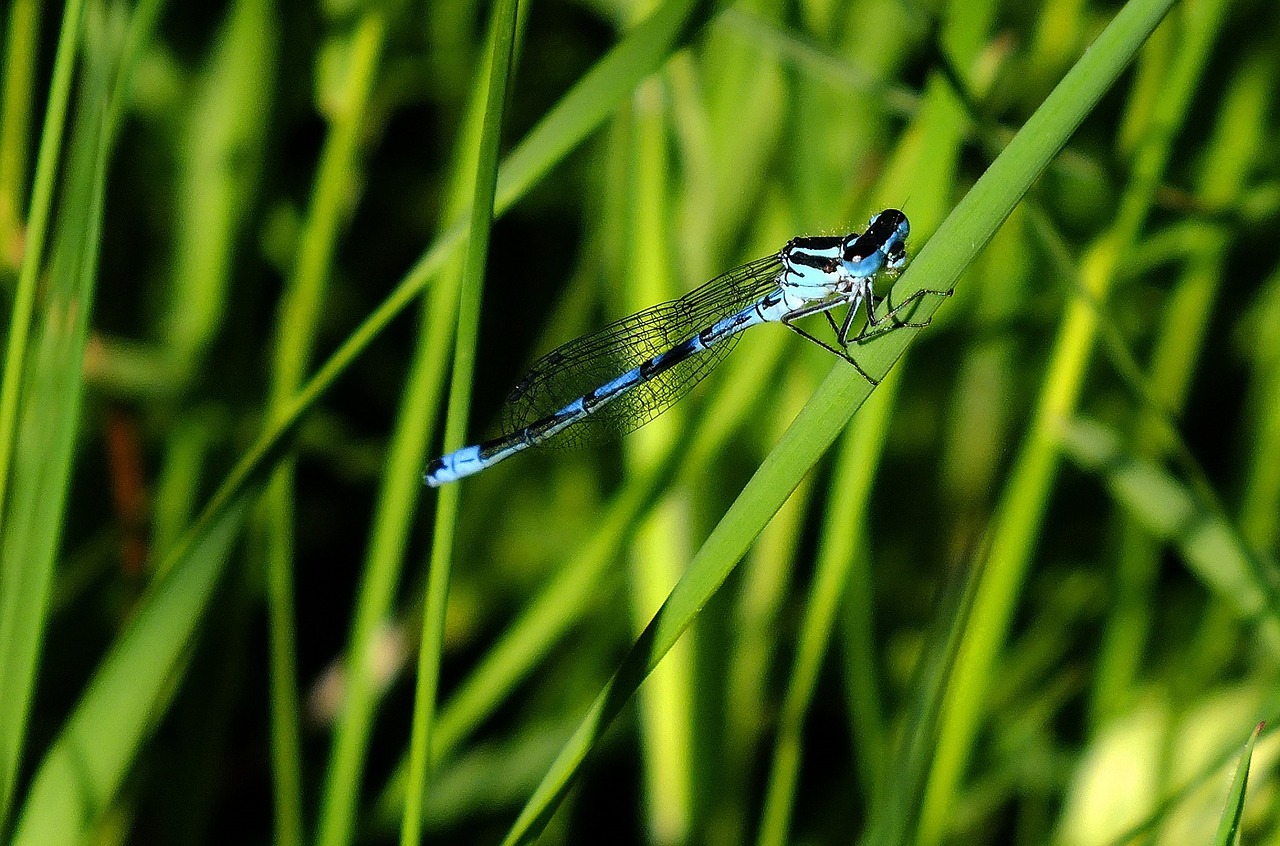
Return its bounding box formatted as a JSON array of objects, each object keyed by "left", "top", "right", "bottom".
[
  {"left": 399, "top": 0, "right": 519, "bottom": 840},
  {"left": 0, "top": 5, "right": 108, "bottom": 825},
  {"left": 9, "top": 497, "right": 250, "bottom": 846},
  {"left": 918, "top": 1, "right": 1223, "bottom": 838},
  {"left": 0, "top": 0, "right": 41, "bottom": 273},
  {"left": 1090, "top": 47, "right": 1271, "bottom": 728},
  {"left": 1092, "top": 718, "right": 1273, "bottom": 846},
  {"left": 756, "top": 372, "right": 904, "bottom": 846},
  {"left": 497, "top": 0, "right": 1179, "bottom": 840},
  {"left": 152, "top": 414, "right": 214, "bottom": 566},
  {"left": 314, "top": 1, "right": 508, "bottom": 839},
  {"left": 314, "top": 274, "right": 450, "bottom": 846},
  {"left": 717, "top": 9, "right": 919, "bottom": 118},
  {"left": 1240, "top": 261, "right": 1280, "bottom": 555},
  {"left": 0, "top": 0, "right": 171, "bottom": 821},
  {"left": 1212, "top": 722, "right": 1262, "bottom": 846},
  {"left": 1027, "top": 202, "right": 1280, "bottom": 635},
  {"left": 164, "top": 0, "right": 277, "bottom": 386},
  {"left": 622, "top": 75, "right": 697, "bottom": 844},
  {"left": 0, "top": 0, "right": 84, "bottom": 551},
  {"left": 492, "top": 0, "right": 721, "bottom": 212},
  {"left": 868, "top": 534, "right": 988, "bottom": 846},
  {"left": 755, "top": 73, "right": 968, "bottom": 845}
]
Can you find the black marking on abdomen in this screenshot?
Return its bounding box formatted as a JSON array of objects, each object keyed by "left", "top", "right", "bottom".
[
  {"left": 477, "top": 432, "right": 521, "bottom": 461},
  {"left": 583, "top": 369, "right": 641, "bottom": 412},
  {"left": 524, "top": 406, "right": 582, "bottom": 442},
  {"left": 640, "top": 336, "right": 701, "bottom": 380}
]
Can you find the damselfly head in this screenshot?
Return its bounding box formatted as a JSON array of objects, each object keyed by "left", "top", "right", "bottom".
[{"left": 842, "top": 209, "right": 910, "bottom": 277}]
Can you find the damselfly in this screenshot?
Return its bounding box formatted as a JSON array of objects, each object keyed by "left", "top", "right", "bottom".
[{"left": 424, "top": 208, "right": 947, "bottom": 486}]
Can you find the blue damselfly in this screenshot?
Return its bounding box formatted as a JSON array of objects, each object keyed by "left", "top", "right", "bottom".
[{"left": 425, "top": 209, "right": 946, "bottom": 486}]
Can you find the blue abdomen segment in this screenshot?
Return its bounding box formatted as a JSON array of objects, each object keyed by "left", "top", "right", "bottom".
[{"left": 424, "top": 446, "right": 482, "bottom": 486}]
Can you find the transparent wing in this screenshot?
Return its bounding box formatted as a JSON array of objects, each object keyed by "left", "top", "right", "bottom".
[{"left": 501, "top": 254, "right": 784, "bottom": 449}]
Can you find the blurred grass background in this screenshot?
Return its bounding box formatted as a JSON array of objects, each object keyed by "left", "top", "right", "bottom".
[{"left": 1, "top": 0, "right": 1279, "bottom": 843}]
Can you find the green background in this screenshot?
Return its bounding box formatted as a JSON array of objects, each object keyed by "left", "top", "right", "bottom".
[{"left": 0, "top": 0, "right": 1277, "bottom": 843}]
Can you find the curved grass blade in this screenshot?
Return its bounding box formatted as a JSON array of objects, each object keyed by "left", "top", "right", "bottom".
[
  {"left": 498, "top": 2, "right": 1180, "bottom": 841},
  {"left": 400, "top": 0, "right": 518, "bottom": 840},
  {"left": 920, "top": 1, "right": 1224, "bottom": 839},
  {"left": 9, "top": 497, "right": 250, "bottom": 846},
  {"left": 0, "top": 5, "right": 113, "bottom": 826},
  {"left": 496, "top": 0, "right": 1177, "bottom": 839}
]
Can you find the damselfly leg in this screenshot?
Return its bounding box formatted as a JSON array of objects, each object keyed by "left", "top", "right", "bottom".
[
  {"left": 780, "top": 297, "right": 882, "bottom": 386},
  {"left": 780, "top": 282, "right": 954, "bottom": 386},
  {"left": 851, "top": 285, "right": 954, "bottom": 343}
]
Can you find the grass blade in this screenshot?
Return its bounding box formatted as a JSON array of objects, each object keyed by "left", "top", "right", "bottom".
[
  {"left": 755, "top": 72, "right": 968, "bottom": 845},
  {"left": 498, "top": 3, "right": 1179, "bottom": 839},
  {"left": 0, "top": 0, "right": 84, "bottom": 533},
  {"left": 1212, "top": 722, "right": 1262, "bottom": 846},
  {"left": 0, "top": 0, "right": 41, "bottom": 273},
  {"left": 371, "top": 261, "right": 803, "bottom": 828},
  {"left": 9, "top": 497, "right": 250, "bottom": 845},
  {"left": 399, "top": 0, "right": 519, "bottom": 841},
  {"left": 919, "top": 1, "right": 1222, "bottom": 838},
  {"left": 0, "top": 4, "right": 109, "bottom": 825}
]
